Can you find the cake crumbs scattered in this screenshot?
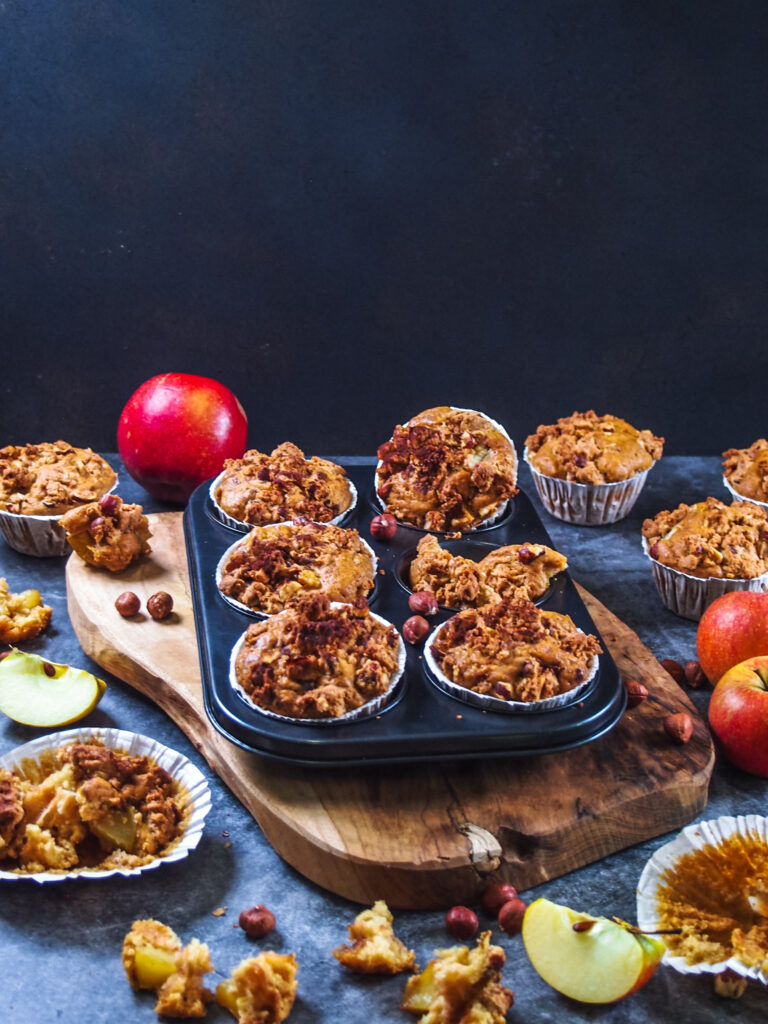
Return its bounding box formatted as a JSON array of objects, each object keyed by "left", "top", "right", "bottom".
[
  {"left": 212, "top": 907, "right": 227, "bottom": 917},
  {"left": 378, "top": 569, "right": 386, "bottom": 576}
]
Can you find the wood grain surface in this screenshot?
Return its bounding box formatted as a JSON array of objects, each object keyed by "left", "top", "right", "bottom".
[{"left": 66, "top": 512, "right": 715, "bottom": 909}]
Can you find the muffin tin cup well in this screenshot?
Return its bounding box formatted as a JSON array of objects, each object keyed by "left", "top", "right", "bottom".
[
  {"left": 524, "top": 447, "right": 654, "bottom": 526},
  {"left": 641, "top": 537, "right": 768, "bottom": 621},
  {"left": 0, "top": 477, "right": 119, "bottom": 557},
  {"left": 208, "top": 471, "right": 358, "bottom": 534},
  {"left": 722, "top": 474, "right": 768, "bottom": 512}
]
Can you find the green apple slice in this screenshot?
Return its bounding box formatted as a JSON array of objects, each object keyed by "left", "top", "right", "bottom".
[
  {"left": 0, "top": 649, "right": 107, "bottom": 727},
  {"left": 522, "top": 898, "right": 665, "bottom": 1004}
]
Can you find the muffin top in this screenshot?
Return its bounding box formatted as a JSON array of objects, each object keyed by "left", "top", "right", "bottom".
[
  {"left": 0, "top": 441, "right": 117, "bottom": 516},
  {"left": 218, "top": 520, "right": 375, "bottom": 614},
  {"left": 60, "top": 494, "right": 151, "bottom": 572},
  {"left": 234, "top": 594, "right": 402, "bottom": 719},
  {"left": 723, "top": 439, "right": 768, "bottom": 503},
  {"left": 525, "top": 410, "right": 664, "bottom": 484},
  {"left": 215, "top": 442, "right": 352, "bottom": 526},
  {"left": 429, "top": 598, "right": 601, "bottom": 703},
  {"left": 642, "top": 497, "right": 768, "bottom": 580},
  {"left": 376, "top": 407, "right": 518, "bottom": 532}
]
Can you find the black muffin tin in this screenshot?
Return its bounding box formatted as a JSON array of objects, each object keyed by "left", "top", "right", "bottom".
[{"left": 184, "top": 463, "right": 625, "bottom": 766}]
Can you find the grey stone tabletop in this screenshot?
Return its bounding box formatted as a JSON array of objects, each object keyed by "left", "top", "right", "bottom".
[{"left": 1, "top": 456, "right": 765, "bottom": 1023}]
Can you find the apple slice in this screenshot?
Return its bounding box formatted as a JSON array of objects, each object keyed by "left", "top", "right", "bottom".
[
  {"left": 0, "top": 649, "right": 106, "bottom": 726},
  {"left": 522, "top": 898, "right": 664, "bottom": 1004}
]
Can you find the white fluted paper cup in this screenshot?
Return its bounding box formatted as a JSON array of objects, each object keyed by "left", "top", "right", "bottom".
[{"left": 722, "top": 474, "right": 768, "bottom": 513}]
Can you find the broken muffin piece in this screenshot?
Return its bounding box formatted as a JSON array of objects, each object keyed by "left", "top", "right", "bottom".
[
  {"left": 122, "top": 918, "right": 182, "bottom": 990},
  {"left": 216, "top": 951, "right": 298, "bottom": 1024},
  {"left": 60, "top": 494, "right": 151, "bottom": 572},
  {"left": 154, "top": 938, "right": 214, "bottom": 1019},
  {"left": 333, "top": 899, "right": 416, "bottom": 975},
  {"left": 0, "top": 577, "right": 52, "bottom": 642}
]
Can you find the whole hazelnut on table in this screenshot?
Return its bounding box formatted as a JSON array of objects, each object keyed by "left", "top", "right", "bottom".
[
  {"left": 239, "top": 905, "right": 276, "bottom": 939},
  {"left": 147, "top": 591, "right": 174, "bottom": 620},
  {"left": 498, "top": 898, "right": 527, "bottom": 935},
  {"left": 370, "top": 513, "right": 398, "bottom": 542},
  {"left": 115, "top": 591, "right": 141, "bottom": 617},
  {"left": 659, "top": 659, "right": 686, "bottom": 686},
  {"left": 445, "top": 906, "right": 479, "bottom": 940},
  {"left": 480, "top": 882, "right": 518, "bottom": 917},
  {"left": 408, "top": 591, "right": 439, "bottom": 616},
  {"left": 624, "top": 679, "right": 648, "bottom": 707},
  {"left": 402, "top": 615, "right": 430, "bottom": 645},
  {"left": 684, "top": 660, "right": 707, "bottom": 688},
  {"left": 664, "top": 712, "right": 693, "bottom": 744}
]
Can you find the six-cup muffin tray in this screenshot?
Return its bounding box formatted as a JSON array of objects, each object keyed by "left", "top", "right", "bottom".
[{"left": 184, "top": 463, "right": 626, "bottom": 766}]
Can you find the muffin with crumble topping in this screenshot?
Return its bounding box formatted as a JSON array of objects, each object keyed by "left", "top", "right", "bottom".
[
  {"left": 524, "top": 410, "right": 663, "bottom": 525},
  {"left": 376, "top": 407, "right": 518, "bottom": 533},
  {"left": 722, "top": 439, "right": 768, "bottom": 509}
]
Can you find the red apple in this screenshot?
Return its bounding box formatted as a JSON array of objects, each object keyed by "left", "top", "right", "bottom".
[
  {"left": 118, "top": 373, "right": 247, "bottom": 503},
  {"left": 708, "top": 656, "right": 768, "bottom": 777},
  {"left": 696, "top": 591, "right": 768, "bottom": 684}
]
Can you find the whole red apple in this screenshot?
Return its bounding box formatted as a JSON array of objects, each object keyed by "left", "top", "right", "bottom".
[
  {"left": 696, "top": 591, "right": 768, "bottom": 684},
  {"left": 118, "top": 373, "right": 247, "bottom": 503},
  {"left": 708, "top": 656, "right": 768, "bottom": 777}
]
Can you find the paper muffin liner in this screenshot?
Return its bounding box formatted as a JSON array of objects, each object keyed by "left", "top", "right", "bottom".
[
  {"left": 0, "top": 476, "right": 119, "bottom": 557},
  {"left": 215, "top": 523, "right": 378, "bottom": 617},
  {"left": 374, "top": 406, "right": 517, "bottom": 533},
  {"left": 0, "top": 726, "right": 211, "bottom": 884},
  {"left": 423, "top": 618, "right": 599, "bottom": 713},
  {"left": 209, "top": 470, "right": 358, "bottom": 534},
  {"left": 722, "top": 475, "right": 768, "bottom": 513},
  {"left": 636, "top": 815, "right": 768, "bottom": 986},
  {"left": 641, "top": 537, "right": 768, "bottom": 621},
  {"left": 524, "top": 447, "right": 653, "bottom": 526},
  {"left": 229, "top": 604, "right": 406, "bottom": 725}
]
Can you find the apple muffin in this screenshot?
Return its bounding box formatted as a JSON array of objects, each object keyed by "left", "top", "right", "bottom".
[
  {"left": 214, "top": 442, "right": 353, "bottom": 527},
  {"left": 217, "top": 952, "right": 298, "bottom": 1024},
  {"left": 427, "top": 598, "right": 601, "bottom": 706},
  {"left": 376, "top": 407, "right": 518, "bottom": 532},
  {"left": 218, "top": 520, "right": 374, "bottom": 615},
  {"left": 233, "top": 594, "right": 403, "bottom": 720},
  {"left": 60, "top": 493, "right": 151, "bottom": 572},
  {"left": 333, "top": 900, "right": 416, "bottom": 975},
  {"left": 409, "top": 535, "right": 566, "bottom": 610},
  {"left": 723, "top": 438, "right": 768, "bottom": 506},
  {"left": 0, "top": 577, "right": 52, "bottom": 642},
  {"left": 0, "top": 441, "right": 117, "bottom": 516}
]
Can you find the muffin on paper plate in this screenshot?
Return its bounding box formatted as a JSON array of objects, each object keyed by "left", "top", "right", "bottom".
[
  {"left": 641, "top": 497, "right": 768, "bottom": 620},
  {"left": 722, "top": 439, "right": 768, "bottom": 511},
  {"left": 375, "top": 406, "right": 518, "bottom": 533},
  {"left": 524, "top": 410, "right": 663, "bottom": 526}
]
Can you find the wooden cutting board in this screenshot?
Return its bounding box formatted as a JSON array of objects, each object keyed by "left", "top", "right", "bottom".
[{"left": 66, "top": 512, "right": 714, "bottom": 909}]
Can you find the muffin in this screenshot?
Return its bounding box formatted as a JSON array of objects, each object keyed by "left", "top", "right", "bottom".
[
  {"left": 60, "top": 494, "right": 151, "bottom": 572},
  {"left": 722, "top": 439, "right": 768, "bottom": 508},
  {"left": 231, "top": 594, "right": 404, "bottom": 722},
  {"left": 212, "top": 442, "right": 355, "bottom": 531},
  {"left": 217, "top": 520, "right": 375, "bottom": 615},
  {"left": 641, "top": 497, "right": 768, "bottom": 619},
  {"left": 425, "top": 598, "right": 601, "bottom": 711},
  {"left": 409, "top": 534, "right": 567, "bottom": 610},
  {"left": 376, "top": 407, "right": 518, "bottom": 532},
  {"left": 524, "top": 411, "right": 663, "bottom": 525},
  {"left": 0, "top": 441, "right": 117, "bottom": 556}
]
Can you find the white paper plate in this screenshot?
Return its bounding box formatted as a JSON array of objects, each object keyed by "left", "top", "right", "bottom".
[
  {"left": 0, "top": 727, "right": 211, "bottom": 883},
  {"left": 209, "top": 469, "right": 357, "bottom": 534},
  {"left": 636, "top": 815, "right": 768, "bottom": 985}
]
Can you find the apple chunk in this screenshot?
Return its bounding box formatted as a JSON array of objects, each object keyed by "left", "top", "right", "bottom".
[
  {"left": 0, "top": 649, "right": 106, "bottom": 726},
  {"left": 522, "top": 898, "right": 664, "bottom": 1004}
]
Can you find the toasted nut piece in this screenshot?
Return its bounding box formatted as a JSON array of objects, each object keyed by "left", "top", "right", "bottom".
[
  {"left": 498, "top": 898, "right": 527, "bottom": 935},
  {"left": 445, "top": 906, "right": 479, "bottom": 940},
  {"left": 115, "top": 591, "right": 141, "bottom": 617},
  {"left": 660, "top": 659, "right": 686, "bottom": 686},
  {"left": 238, "top": 905, "right": 276, "bottom": 939},
  {"left": 624, "top": 679, "right": 648, "bottom": 707},
  {"left": 664, "top": 713, "right": 693, "bottom": 744},
  {"left": 684, "top": 660, "right": 707, "bottom": 688},
  {"left": 147, "top": 592, "right": 173, "bottom": 621}
]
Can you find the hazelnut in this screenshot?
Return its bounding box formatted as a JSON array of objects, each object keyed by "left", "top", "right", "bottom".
[
  {"left": 624, "top": 679, "right": 648, "bottom": 707},
  {"left": 370, "top": 513, "right": 398, "bottom": 542},
  {"left": 659, "top": 659, "right": 686, "bottom": 686},
  {"left": 408, "top": 591, "right": 439, "bottom": 616},
  {"left": 648, "top": 542, "right": 660, "bottom": 560},
  {"left": 402, "top": 615, "right": 430, "bottom": 645},
  {"left": 664, "top": 712, "right": 693, "bottom": 744},
  {"left": 98, "top": 493, "right": 119, "bottom": 516},
  {"left": 147, "top": 591, "right": 174, "bottom": 621},
  {"left": 87, "top": 516, "right": 106, "bottom": 537},
  {"left": 238, "top": 905, "right": 276, "bottom": 939},
  {"left": 115, "top": 591, "right": 141, "bottom": 617},
  {"left": 498, "top": 898, "right": 527, "bottom": 935},
  {"left": 517, "top": 545, "right": 540, "bottom": 564},
  {"left": 480, "top": 882, "right": 518, "bottom": 917},
  {"left": 684, "top": 660, "right": 707, "bottom": 689},
  {"left": 445, "top": 905, "right": 479, "bottom": 940},
  {"left": 714, "top": 969, "right": 747, "bottom": 999}
]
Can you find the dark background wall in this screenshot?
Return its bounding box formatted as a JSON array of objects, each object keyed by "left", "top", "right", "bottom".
[{"left": 2, "top": 0, "right": 767, "bottom": 456}]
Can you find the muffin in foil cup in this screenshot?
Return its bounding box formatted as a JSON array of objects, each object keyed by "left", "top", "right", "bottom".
[
  {"left": 722, "top": 474, "right": 768, "bottom": 513},
  {"left": 642, "top": 536, "right": 768, "bottom": 621},
  {"left": 423, "top": 619, "right": 598, "bottom": 714},
  {"left": 229, "top": 605, "right": 406, "bottom": 725},
  {"left": 636, "top": 814, "right": 768, "bottom": 986},
  {"left": 209, "top": 471, "right": 358, "bottom": 534},
  {"left": 0, "top": 726, "right": 211, "bottom": 883},
  {"left": 524, "top": 447, "right": 652, "bottom": 526},
  {"left": 0, "top": 477, "right": 119, "bottom": 557}
]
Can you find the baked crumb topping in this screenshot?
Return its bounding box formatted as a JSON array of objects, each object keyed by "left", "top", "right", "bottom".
[
  {"left": 219, "top": 520, "right": 374, "bottom": 614},
  {"left": 723, "top": 439, "right": 768, "bottom": 503},
  {"left": 0, "top": 441, "right": 117, "bottom": 516},
  {"left": 430, "top": 598, "right": 601, "bottom": 702},
  {"left": 0, "top": 577, "right": 52, "bottom": 642},
  {"left": 234, "top": 594, "right": 401, "bottom": 719},
  {"left": 155, "top": 938, "right": 214, "bottom": 1019},
  {"left": 376, "top": 407, "right": 517, "bottom": 532},
  {"left": 60, "top": 494, "right": 151, "bottom": 572},
  {"left": 526, "top": 410, "right": 663, "bottom": 484},
  {"left": 217, "top": 952, "right": 298, "bottom": 1024},
  {"left": 215, "top": 443, "right": 352, "bottom": 526},
  {"left": 333, "top": 900, "right": 416, "bottom": 974},
  {"left": 410, "top": 535, "right": 566, "bottom": 610},
  {"left": 642, "top": 497, "right": 768, "bottom": 579}
]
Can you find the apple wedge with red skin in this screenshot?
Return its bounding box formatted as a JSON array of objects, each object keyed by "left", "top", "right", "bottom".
[
  {"left": 708, "top": 656, "right": 768, "bottom": 777},
  {"left": 522, "top": 898, "right": 665, "bottom": 1004},
  {"left": 696, "top": 591, "right": 768, "bottom": 685}
]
